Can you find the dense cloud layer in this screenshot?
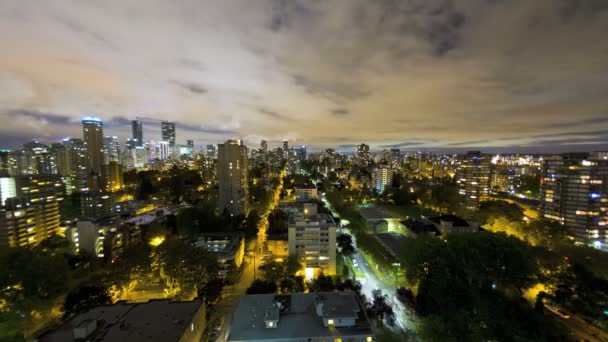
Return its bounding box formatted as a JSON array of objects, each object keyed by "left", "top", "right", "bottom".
[{"left": 0, "top": 0, "right": 607, "bottom": 152}]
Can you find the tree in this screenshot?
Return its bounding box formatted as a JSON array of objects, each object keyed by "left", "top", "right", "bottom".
[
  {"left": 367, "top": 289, "right": 395, "bottom": 327},
  {"left": 285, "top": 255, "right": 302, "bottom": 276},
  {"left": 308, "top": 273, "right": 335, "bottom": 292},
  {"left": 336, "top": 233, "right": 356, "bottom": 257},
  {"left": 243, "top": 210, "right": 260, "bottom": 237},
  {"left": 198, "top": 278, "right": 224, "bottom": 307},
  {"left": 476, "top": 200, "right": 524, "bottom": 224},
  {"left": 157, "top": 239, "right": 219, "bottom": 297},
  {"left": 246, "top": 280, "right": 277, "bottom": 294},
  {"left": 63, "top": 285, "right": 111, "bottom": 318}
]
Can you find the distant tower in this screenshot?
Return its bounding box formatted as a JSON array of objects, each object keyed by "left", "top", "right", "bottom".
[
  {"left": 261, "top": 140, "right": 268, "bottom": 153},
  {"left": 131, "top": 120, "right": 143, "bottom": 146},
  {"left": 161, "top": 121, "right": 176, "bottom": 149},
  {"left": 82, "top": 117, "right": 105, "bottom": 176},
  {"left": 218, "top": 140, "right": 248, "bottom": 215},
  {"left": 282, "top": 140, "right": 289, "bottom": 158}
]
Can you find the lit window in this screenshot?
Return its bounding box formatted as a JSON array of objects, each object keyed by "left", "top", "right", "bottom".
[
  {"left": 268, "top": 321, "right": 274, "bottom": 327},
  {"left": 367, "top": 337, "right": 373, "bottom": 342},
  {"left": 328, "top": 319, "right": 334, "bottom": 326}
]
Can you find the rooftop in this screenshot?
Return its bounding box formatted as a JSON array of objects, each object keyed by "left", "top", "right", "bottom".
[
  {"left": 376, "top": 233, "right": 408, "bottom": 259},
  {"left": 228, "top": 292, "right": 373, "bottom": 341},
  {"left": 38, "top": 299, "right": 203, "bottom": 342},
  {"left": 359, "top": 206, "right": 400, "bottom": 221},
  {"left": 427, "top": 215, "right": 470, "bottom": 227},
  {"left": 192, "top": 233, "right": 243, "bottom": 255}
]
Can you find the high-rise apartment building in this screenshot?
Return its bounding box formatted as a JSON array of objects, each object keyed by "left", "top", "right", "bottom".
[
  {"left": 283, "top": 140, "right": 289, "bottom": 159},
  {"left": 287, "top": 203, "right": 336, "bottom": 278},
  {"left": 131, "top": 119, "right": 144, "bottom": 146},
  {"left": 158, "top": 141, "right": 170, "bottom": 160},
  {"left": 356, "top": 143, "right": 370, "bottom": 166},
  {"left": 218, "top": 140, "right": 248, "bottom": 215},
  {"left": 82, "top": 117, "right": 105, "bottom": 178},
  {"left": 456, "top": 151, "right": 492, "bottom": 210},
  {"left": 374, "top": 167, "right": 394, "bottom": 193},
  {"left": 540, "top": 153, "right": 608, "bottom": 248},
  {"left": 161, "top": 121, "right": 176, "bottom": 149},
  {"left": 106, "top": 161, "right": 123, "bottom": 192},
  {"left": 206, "top": 144, "right": 217, "bottom": 159}
]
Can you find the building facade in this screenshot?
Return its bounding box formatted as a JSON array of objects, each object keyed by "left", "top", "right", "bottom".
[
  {"left": 540, "top": 153, "right": 608, "bottom": 248},
  {"left": 456, "top": 151, "right": 492, "bottom": 210},
  {"left": 218, "top": 140, "right": 249, "bottom": 215},
  {"left": 287, "top": 204, "right": 336, "bottom": 278},
  {"left": 82, "top": 117, "right": 106, "bottom": 178}
]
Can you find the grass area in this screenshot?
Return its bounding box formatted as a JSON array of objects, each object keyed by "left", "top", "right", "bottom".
[
  {"left": 344, "top": 254, "right": 365, "bottom": 279},
  {"left": 360, "top": 250, "right": 397, "bottom": 286}
]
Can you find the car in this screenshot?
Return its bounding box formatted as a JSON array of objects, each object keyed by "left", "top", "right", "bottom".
[{"left": 557, "top": 310, "right": 570, "bottom": 319}]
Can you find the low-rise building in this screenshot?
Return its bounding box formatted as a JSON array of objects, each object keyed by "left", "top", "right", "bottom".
[
  {"left": 38, "top": 299, "right": 206, "bottom": 342},
  {"left": 193, "top": 233, "right": 245, "bottom": 277},
  {"left": 359, "top": 206, "right": 404, "bottom": 234},
  {"left": 228, "top": 292, "right": 374, "bottom": 342},
  {"left": 403, "top": 215, "right": 479, "bottom": 237},
  {"left": 69, "top": 217, "right": 142, "bottom": 259}
]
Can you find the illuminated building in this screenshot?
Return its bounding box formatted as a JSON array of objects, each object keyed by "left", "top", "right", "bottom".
[
  {"left": 540, "top": 153, "right": 608, "bottom": 248},
  {"left": 456, "top": 151, "right": 492, "bottom": 210},
  {"left": 218, "top": 140, "right": 248, "bottom": 215},
  {"left": 158, "top": 141, "right": 170, "bottom": 160},
  {"left": 81, "top": 189, "right": 116, "bottom": 219},
  {"left": 206, "top": 144, "right": 216, "bottom": 159},
  {"left": 106, "top": 161, "right": 123, "bottom": 192},
  {"left": 0, "top": 197, "right": 60, "bottom": 247},
  {"left": 374, "top": 166, "right": 394, "bottom": 193},
  {"left": 287, "top": 203, "right": 336, "bottom": 277},
  {"left": 161, "top": 121, "right": 176, "bottom": 150},
  {"left": 104, "top": 135, "right": 121, "bottom": 163},
  {"left": 294, "top": 186, "right": 318, "bottom": 201},
  {"left": 82, "top": 117, "right": 105, "bottom": 180},
  {"left": 131, "top": 119, "right": 144, "bottom": 146},
  {"left": 283, "top": 140, "right": 289, "bottom": 158},
  {"left": 356, "top": 143, "right": 370, "bottom": 166}
]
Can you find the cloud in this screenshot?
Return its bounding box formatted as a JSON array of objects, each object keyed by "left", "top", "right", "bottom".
[
  {"left": 331, "top": 108, "right": 349, "bottom": 116},
  {"left": 0, "top": 0, "right": 607, "bottom": 151},
  {"left": 379, "top": 141, "right": 426, "bottom": 148}
]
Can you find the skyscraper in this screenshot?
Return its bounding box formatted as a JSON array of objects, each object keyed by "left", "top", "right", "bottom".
[
  {"left": 283, "top": 140, "right": 289, "bottom": 159},
  {"left": 456, "top": 151, "right": 492, "bottom": 210},
  {"left": 207, "top": 144, "right": 217, "bottom": 159},
  {"left": 104, "top": 136, "right": 121, "bottom": 164},
  {"left": 540, "top": 153, "right": 608, "bottom": 248},
  {"left": 158, "top": 141, "right": 170, "bottom": 160},
  {"left": 186, "top": 139, "right": 194, "bottom": 150},
  {"left": 218, "top": 140, "right": 248, "bottom": 215},
  {"left": 374, "top": 167, "right": 394, "bottom": 193},
  {"left": 356, "top": 143, "right": 370, "bottom": 166},
  {"left": 300, "top": 145, "right": 307, "bottom": 161},
  {"left": 82, "top": 117, "right": 105, "bottom": 177},
  {"left": 131, "top": 120, "right": 143, "bottom": 146},
  {"left": 161, "top": 121, "right": 176, "bottom": 149}
]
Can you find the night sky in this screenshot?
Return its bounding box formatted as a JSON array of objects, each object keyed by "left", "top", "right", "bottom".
[{"left": 0, "top": 0, "right": 607, "bottom": 152}]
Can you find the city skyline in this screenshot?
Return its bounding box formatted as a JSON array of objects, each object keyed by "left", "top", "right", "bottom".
[{"left": 1, "top": 1, "right": 607, "bottom": 152}]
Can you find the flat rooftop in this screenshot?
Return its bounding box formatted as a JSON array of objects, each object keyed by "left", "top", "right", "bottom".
[
  {"left": 376, "top": 233, "right": 408, "bottom": 259},
  {"left": 359, "top": 206, "right": 400, "bottom": 220},
  {"left": 192, "top": 233, "right": 243, "bottom": 255},
  {"left": 228, "top": 292, "right": 373, "bottom": 341},
  {"left": 288, "top": 212, "right": 334, "bottom": 226},
  {"left": 38, "top": 299, "right": 203, "bottom": 342}
]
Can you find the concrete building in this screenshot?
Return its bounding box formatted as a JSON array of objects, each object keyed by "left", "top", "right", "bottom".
[
  {"left": 193, "top": 233, "right": 245, "bottom": 277},
  {"left": 103, "top": 135, "right": 121, "bottom": 164},
  {"left": 456, "top": 151, "right": 492, "bottom": 210},
  {"left": 288, "top": 203, "right": 336, "bottom": 278},
  {"left": 81, "top": 189, "right": 116, "bottom": 219},
  {"left": 359, "top": 205, "right": 404, "bottom": 234},
  {"left": 71, "top": 217, "right": 142, "bottom": 258},
  {"left": 540, "top": 153, "right": 608, "bottom": 248},
  {"left": 294, "top": 186, "right": 318, "bottom": 201},
  {"left": 82, "top": 117, "right": 106, "bottom": 179},
  {"left": 356, "top": 143, "right": 370, "bottom": 166},
  {"left": 158, "top": 141, "right": 171, "bottom": 160},
  {"left": 38, "top": 299, "right": 206, "bottom": 342},
  {"left": 161, "top": 121, "right": 176, "bottom": 150},
  {"left": 218, "top": 140, "right": 248, "bottom": 216},
  {"left": 374, "top": 167, "right": 393, "bottom": 194},
  {"left": 228, "top": 292, "right": 374, "bottom": 342},
  {"left": 106, "top": 161, "right": 123, "bottom": 192},
  {"left": 0, "top": 198, "right": 60, "bottom": 247},
  {"left": 131, "top": 119, "right": 144, "bottom": 146},
  {"left": 207, "top": 144, "right": 217, "bottom": 159}
]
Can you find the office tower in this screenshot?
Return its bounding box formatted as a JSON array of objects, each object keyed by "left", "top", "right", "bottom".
[
  {"left": 300, "top": 145, "right": 307, "bottom": 161},
  {"left": 260, "top": 140, "right": 268, "bottom": 153},
  {"left": 82, "top": 117, "right": 105, "bottom": 178},
  {"left": 0, "top": 150, "right": 10, "bottom": 177},
  {"left": 107, "top": 161, "right": 123, "bottom": 192},
  {"left": 58, "top": 138, "right": 88, "bottom": 192},
  {"left": 282, "top": 140, "right": 289, "bottom": 159},
  {"left": 186, "top": 139, "right": 194, "bottom": 150},
  {"left": 356, "top": 143, "right": 370, "bottom": 166},
  {"left": 131, "top": 119, "right": 144, "bottom": 146},
  {"left": 158, "top": 141, "right": 170, "bottom": 160},
  {"left": 104, "top": 136, "right": 121, "bottom": 164},
  {"left": 288, "top": 203, "right": 337, "bottom": 277},
  {"left": 374, "top": 167, "right": 394, "bottom": 193},
  {"left": 207, "top": 144, "right": 217, "bottom": 159},
  {"left": 161, "top": 121, "right": 176, "bottom": 149},
  {"left": 456, "top": 151, "right": 492, "bottom": 210},
  {"left": 540, "top": 153, "right": 608, "bottom": 248},
  {"left": 390, "top": 148, "right": 401, "bottom": 167},
  {"left": 218, "top": 140, "right": 248, "bottom": 215},
  {"left": 135, "top": 146, "right": 147, "bottom": 168}
]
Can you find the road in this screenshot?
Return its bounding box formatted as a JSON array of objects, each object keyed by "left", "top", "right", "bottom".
[
  {"left": 211, "top": 171, "right": 285, "bottom": 342},
  {"left": 545, "top": 306, "right": 608, "bottom": 342},
  {"left": 322, "top": 195, "right": 413, "bottom": 333}
]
